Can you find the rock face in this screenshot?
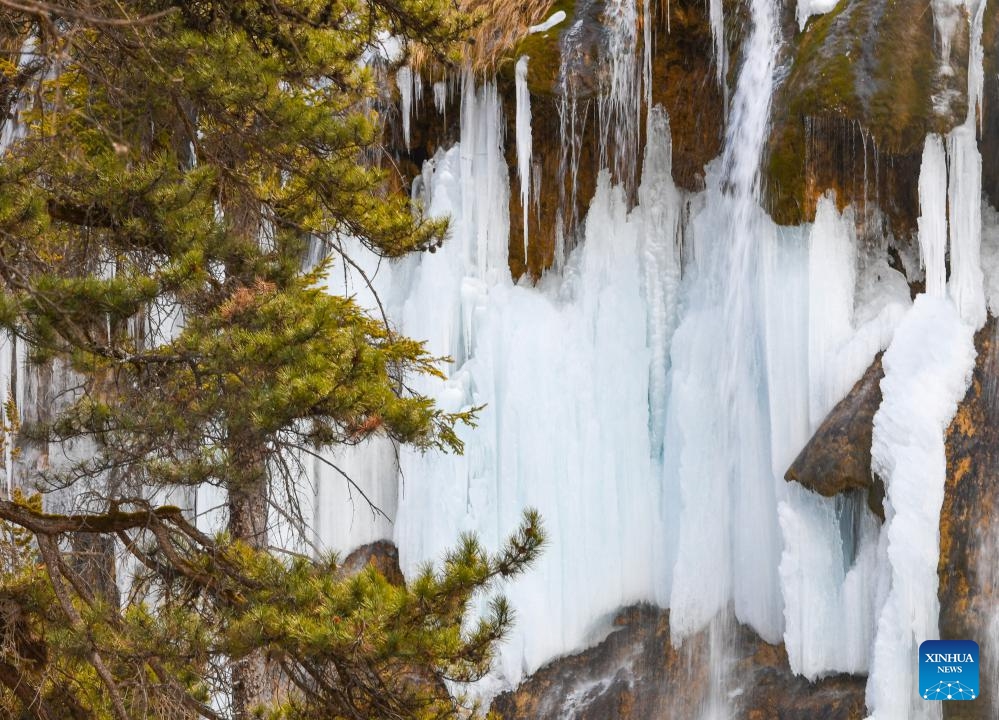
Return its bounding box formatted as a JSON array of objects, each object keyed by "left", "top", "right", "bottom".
[
  {"left": 764, "top": 0, "right": 968, "bottom": 232},
  {"left": 785, "top": 354, "right": 886, "bottom": 519},
  {"left": 490, "top": 605, "right": 866, "bottom": 720},
  {"left": 939, "top": 317, "right": 999, "bottom": 720}
]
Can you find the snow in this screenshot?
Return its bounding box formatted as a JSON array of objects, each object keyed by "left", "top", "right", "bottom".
[{"left": 528, "top": 10, "right": 567, "bottom": 34}]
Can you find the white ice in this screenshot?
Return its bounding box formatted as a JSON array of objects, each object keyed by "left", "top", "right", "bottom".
[
  {"left": 864, "top": 295, "right": 975, "bottom": 720},
  {"left": 528, "top": 10, "right": 567, "bottom": 34},
  {"left": 515, "top": 56, "right": 533, "bottom": 261}
]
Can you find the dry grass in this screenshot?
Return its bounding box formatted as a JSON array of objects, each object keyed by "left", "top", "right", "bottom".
[{"left": 410, "top": 0, "right": 559, "bottom": 72}]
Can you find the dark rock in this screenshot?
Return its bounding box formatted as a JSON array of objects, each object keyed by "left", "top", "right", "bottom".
[
  {"left": 939, "top": 316, "right": 999, "bottom": 720},
  {"left": 490, "top": 604, "right": 867, "bottom": 719},
  {"left": 981, "top": 0, "right": 999, "bottom": 210},
  {"left": 785, "top": 353, "right": 886, "bottom": 519},
  {"left": 336, "top": 540, "right": 405, "bottom": 585},
  {"left": 731, "top": 623, "right": 867, "bottom": 720}
]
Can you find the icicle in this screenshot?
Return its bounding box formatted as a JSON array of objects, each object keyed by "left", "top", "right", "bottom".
[
  {"left": 458, "top": 72, "right": 510, "bottom": 279},
  {"left": 945, "top": 0, "right": 987, "bottom": 329},
  {"left": 807, "top": 195, "right": 858, "bottom": 426},
  {"left": 710, "top": 0, "right": 725, "bottom": 86},
  {"left": 918, "top": 135, "right": 948, "bottom": 297},
  {"left": 413, "top": 70, "right": 423, "bottom": 108},
  {"left": 433, "top": 80, "right": 447, "bottom": 114},
  {"left": 515, "top": 56, "right": 533, "bottom": 264},
  {"left": 637, "top": 105, "right": 681, "bottom": 456},
  {"left": 643, "top": 0, "right": 653, "bottom": 112},
  {"left": 397, "top": 66, "right": 413, "bottom": 150}
]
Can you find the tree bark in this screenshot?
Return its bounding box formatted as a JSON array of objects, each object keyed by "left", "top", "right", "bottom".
[{"left": 228, "top": 458, "right": 269, "bottom": 720}]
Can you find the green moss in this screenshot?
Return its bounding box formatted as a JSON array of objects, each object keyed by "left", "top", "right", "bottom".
[
  {"left": 763, "top": 0, "right": 960, "bottom": 223},
  {"left": 500, "top": 0, "right": 575, "bottom": 94}
]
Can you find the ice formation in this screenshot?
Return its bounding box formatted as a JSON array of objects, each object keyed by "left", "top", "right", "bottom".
[
  {"left": 317, "top": 0, "right": 992, "bottom": 702},
  {"left": 528, "top": 10, "right": 567, "bottom": 34},
  {"left": 865, "top": 296, "right": 975, "bottom": 719},
  {"left": 918, "top": 135, "right": 948, "bottom": 297},
  {"left": 795, "top": 0, "right": 840, "bottom": 30},
  {"left": 599, "top": 0, "right": 642, "bottom": 185},
  {"left": 397, "top": 66, "right": 414, "bottom": 150},
  {"left": 1, "top": 0, "right": 993, "bottom": 711},
  {"left": 515, "top": 56, "right": 533, "bottom": 260},
  {"left": 668, "top": 0, "right": 784, "bottom": 649}
]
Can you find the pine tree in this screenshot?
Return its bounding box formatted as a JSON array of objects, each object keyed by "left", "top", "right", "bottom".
[{"left": 0, "top": 2, "right": 544, "bottom": 718}]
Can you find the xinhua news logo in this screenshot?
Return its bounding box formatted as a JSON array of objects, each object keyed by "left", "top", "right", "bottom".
[{"left": 919, "top": 640, "right": 979, "bottom": 701}]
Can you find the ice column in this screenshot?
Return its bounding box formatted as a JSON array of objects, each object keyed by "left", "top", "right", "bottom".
[
  {"left": 865, "top": 296, "right": 975, "bottom": 719},
  {"left": 515, "top": 56, "right": 533, "bottom": 262},
  {"left": 945, "top": 0, "right": 987, "bottom": 329},
  {"left": 918, "top": 135, "right": 949, "bottom": 297},
  {"left": 397, "top": 66, "right": 414, "bottom": 150},
  {"left": 638, "top": 106, "right": 682, "bottom": 457}
]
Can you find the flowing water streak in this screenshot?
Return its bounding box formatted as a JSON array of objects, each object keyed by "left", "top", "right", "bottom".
[
  {"left": 598, "top": 0, "right": 642, "bottom": 189},
  {"left": 665, "top": 0, "right": 782, "bottom": 712}
]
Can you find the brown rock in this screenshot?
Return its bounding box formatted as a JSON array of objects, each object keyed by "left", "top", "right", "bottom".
[
  {"left": 336, "top": 540, "right": 405, "bottom": 586},
  {"left": 764, "top": 0, "right": 968, "bottom": 232},
  {"left": 939, "top": 316, "right": 999, "bottom": 720},
  {"left": 490, "top": 605, "right": 867, "bottom": 719},
  {"left": 785, "top": 353, "right": 886, "bottom": 519}
]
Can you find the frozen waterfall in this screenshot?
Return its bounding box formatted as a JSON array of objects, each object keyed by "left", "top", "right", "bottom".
[{"left": 312, "top": 0, "right": 993, "bottom": 711}]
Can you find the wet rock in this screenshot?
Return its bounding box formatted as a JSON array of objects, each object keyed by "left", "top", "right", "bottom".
[
  {"left": 785, "top": 354, "right": 886, "bottom": 519},
  {"left": 490, "top": 605, "right": 710, "bottom": 719},
  {"left": 490, "top": 604, "right": 867, "bottom": 719},
  {"left": 939, "top": 316, "right": 999, "bottom": 720}
]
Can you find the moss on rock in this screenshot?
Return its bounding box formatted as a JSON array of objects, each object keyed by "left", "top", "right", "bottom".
[{"left": 765, "top": 0, "right": 968, "bottom": 228}]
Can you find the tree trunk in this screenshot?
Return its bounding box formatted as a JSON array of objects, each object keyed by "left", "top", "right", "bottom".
[{"left": 228, "top": 461, "right": 269, "bottom": 720}]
